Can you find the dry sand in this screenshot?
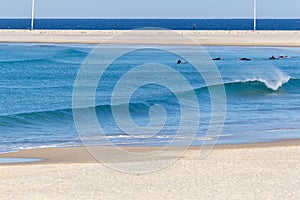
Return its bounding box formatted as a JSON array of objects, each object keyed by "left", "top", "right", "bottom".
[
  {"left": 0, "top": 30, "right": 300, "bottom": 46},
  {"left": 0, "top": 140, "right": 300, "bottom": 199}
]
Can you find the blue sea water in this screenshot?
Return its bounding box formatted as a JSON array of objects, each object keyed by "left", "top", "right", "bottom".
[
  {"left": 1, "top": 43, "right": 300, "bottom": 153},
  {"left": 0, "top": 19, "right": 300, "bottom": 30}
]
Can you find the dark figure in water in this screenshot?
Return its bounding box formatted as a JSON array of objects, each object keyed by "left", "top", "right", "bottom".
[
  {"left": 212, "top": 57, "right": 222, "bottom": 61},
  {"left": 177, "top": 59, "right": 188, "bottom": 64},
  {"left": 239, "top": 57, "right": 251, "bottom": 61},
  {"left": 193, "top": 23, "right": 197, "bottom": 30},
  {"left": 269, "top": 55, "right": 277, "bottom": 60},
  {"left": 279, "top": 55, "right": 289, "bottom": 59}
]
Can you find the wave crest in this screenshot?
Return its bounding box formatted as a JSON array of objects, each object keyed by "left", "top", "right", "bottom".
[
  {"left": 238, "top": 76, "right": 291, "bottom": 91},
  {"left": 193, "top": 77, "right": 299, "bottom": 96}
]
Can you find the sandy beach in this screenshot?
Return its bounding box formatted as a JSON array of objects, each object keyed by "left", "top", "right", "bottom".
[
  {"left": 0, "top": 30, "right": 300, "bottom": 46},
  {"left": 0, "top": 140, "right": 299, "bottom": 199}
]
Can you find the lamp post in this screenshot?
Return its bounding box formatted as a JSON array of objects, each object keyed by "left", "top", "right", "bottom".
[
  {"left": 254, "top": 0, "right": 257, "bottom": 31},
  {"left": 31, "top": 0, "right": 35, "bottom": 30}
]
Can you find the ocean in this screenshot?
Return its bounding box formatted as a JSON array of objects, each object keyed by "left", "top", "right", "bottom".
[
  {"left": 1, "top": 43, "right": 300, "bottom": 153},
  {"left": 0, "top": 19, "right": 300, "bottom": 30}
]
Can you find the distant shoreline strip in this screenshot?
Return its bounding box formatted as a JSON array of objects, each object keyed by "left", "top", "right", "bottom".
[{"left": 0, "top": 30, "right": 300, "bottom": 46}]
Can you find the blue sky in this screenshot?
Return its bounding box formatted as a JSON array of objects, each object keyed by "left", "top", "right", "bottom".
[{"left": 1, "top": 0, "right": 299, "bottom": 18}]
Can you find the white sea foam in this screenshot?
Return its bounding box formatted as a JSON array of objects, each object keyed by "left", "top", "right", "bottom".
[{"left": 238, "top": 68, "right": 291, "bottom": 91}]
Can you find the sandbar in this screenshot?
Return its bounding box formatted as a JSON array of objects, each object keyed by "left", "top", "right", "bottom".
[{"left": 0, "top": 30, "right": 300, "bottom": 46}]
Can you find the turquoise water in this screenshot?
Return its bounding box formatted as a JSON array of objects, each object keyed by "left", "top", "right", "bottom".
[{"left": 1, "top": 44, "right": 300, "bottom": 153}]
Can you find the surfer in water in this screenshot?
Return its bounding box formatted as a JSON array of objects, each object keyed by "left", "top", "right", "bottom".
[
  {"left": 177, "top": 59, "right": 188, "bottom": 64},
  {"left": 269, "top": 55, "right": 277, "bottom": 60},
  {"left": 279, "top": 55, "right": 290, "bottom": 59},
  {"left": 239, "top": 57, "right": 251, "bottom": 61},
  {"left": 212, "top": 57, "right": 222, "bottom": 61}
]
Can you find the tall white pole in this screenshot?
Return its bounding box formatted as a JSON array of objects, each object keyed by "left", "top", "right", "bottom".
[
  {"left": 31, "top": 0, "right": 35, "bottom": 30},
  {"left": 254, "top": 0, "right": 257, "bottom": 31}
]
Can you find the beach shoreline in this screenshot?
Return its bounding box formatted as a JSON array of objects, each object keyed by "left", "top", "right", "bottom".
[
  {"left": 0, "top": 30, "right": 300, "bottom": 46},
  {"left": 1, "top": 138, "right": 300, "bottom": 165}
]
